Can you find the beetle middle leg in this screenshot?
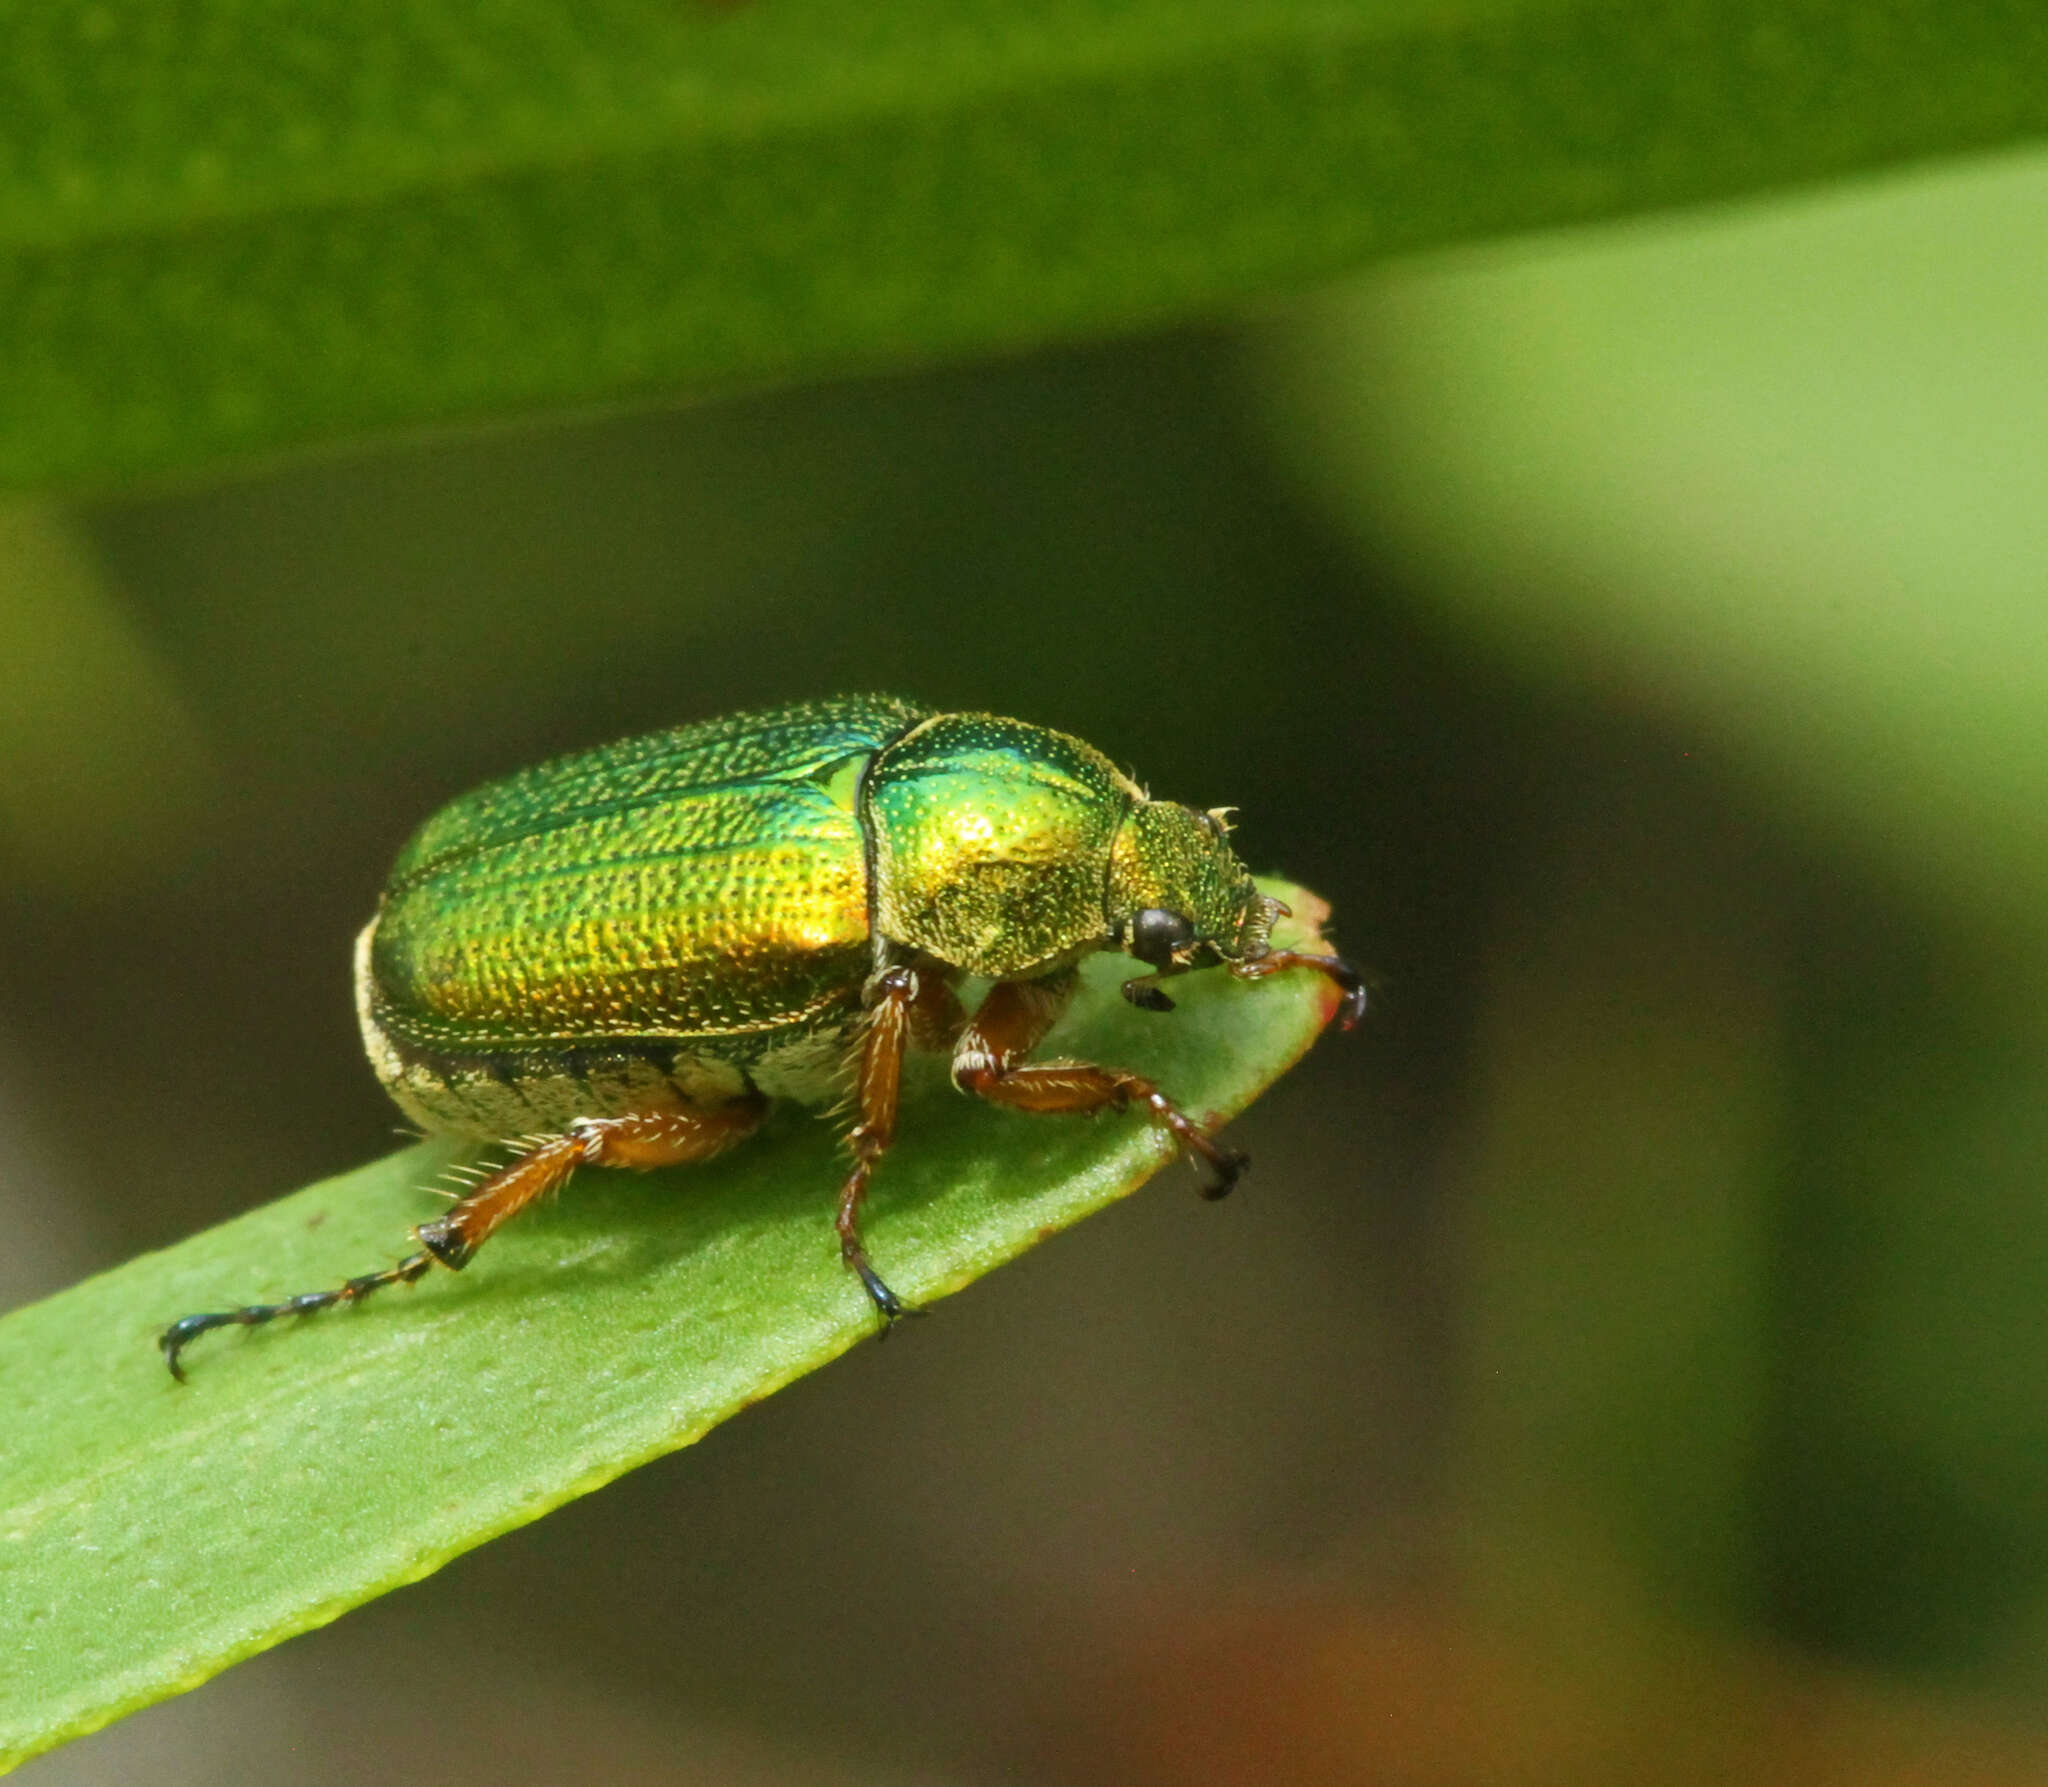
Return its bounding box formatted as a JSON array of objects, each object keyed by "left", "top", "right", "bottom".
[
  {"left": 835, "top": 963, "right": 966, "bottom": 1327},
  {"left": 953, "top": 972, "right": 1249, "bottom": 1197},
  {"left": 160, "top": 1094, "right": 766, "bottom": 1381}
]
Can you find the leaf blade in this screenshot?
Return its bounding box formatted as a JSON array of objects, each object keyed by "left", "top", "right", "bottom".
[{"left": 0, "top": 887, "right": 1344, "bottom": 1771}]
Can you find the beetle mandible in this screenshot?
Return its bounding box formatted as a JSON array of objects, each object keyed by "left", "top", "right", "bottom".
[{"left": 160, "top": 696, "right": 1364, "bottom": 1379}]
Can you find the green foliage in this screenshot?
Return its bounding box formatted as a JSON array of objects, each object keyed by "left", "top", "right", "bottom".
[
  {"left": 5, "top": 0, "right": 2047, "bottom": 488},
  {"left": 0, "top": 903, "right": 1336, "bottom": 1771}
]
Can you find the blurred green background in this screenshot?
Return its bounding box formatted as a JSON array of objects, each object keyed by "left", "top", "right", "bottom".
[{"left": 9, "top": 137, "right": 2048, "bottom": 1785}]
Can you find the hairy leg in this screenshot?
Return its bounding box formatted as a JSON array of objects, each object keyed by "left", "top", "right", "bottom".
[
  {"left": 834, "top": 964, "right": 963, "bottom": 1325},
  {"left": 160, "top": 1094, "right": 766, "bottom": 1381}
]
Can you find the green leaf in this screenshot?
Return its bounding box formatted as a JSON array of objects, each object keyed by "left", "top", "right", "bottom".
[
  {"left": 0, "top": 888, "right": 1343, "bottom": 1772},
  {"left": 6, "top": 0, "right": 2046, "bottom": 490}
]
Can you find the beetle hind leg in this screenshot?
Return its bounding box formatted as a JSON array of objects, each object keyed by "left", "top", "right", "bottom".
[
  {"left": 413, "top": 1095, "right": 766, "bottom": 1270},
  {"left": 159, "top": 1250, "right": 439, "bottom": 1383},
  {"left": 159, "top": 1093, "right": 767, "bottom": 1382}
]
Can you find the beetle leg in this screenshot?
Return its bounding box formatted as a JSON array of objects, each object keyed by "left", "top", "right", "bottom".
[
  {"left": 159, "top": 1095, "right": 765, "bottom": 1381},
  {"left": 953, "top": 974, "right": 1250, "bottom": 1199},
  {"left": 836, "top": 965, "right": 930, "bottom": 1329},
  {"left": 1231, "top": 948, "right": 1370, "bottom": 1030},
  {"left": 158, "top": 1253, "right": 439, "bottom": 1385},
  {"left": 413, "top": 1096, "right": 767, "bottom": 1269}
]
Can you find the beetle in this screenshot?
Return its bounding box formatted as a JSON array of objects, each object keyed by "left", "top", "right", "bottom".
[{"left": 160, "top": 696, "right": 1365, "bottom": 1379}]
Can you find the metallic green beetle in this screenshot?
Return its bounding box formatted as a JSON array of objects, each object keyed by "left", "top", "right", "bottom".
[{"left": 161, "top": 696, "right": 1364, "bottom": 1379}]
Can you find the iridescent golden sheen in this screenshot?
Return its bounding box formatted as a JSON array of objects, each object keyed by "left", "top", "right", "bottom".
[
  {"left": 865, "top": 712, "right": 1141, "bottom": 978},
  {"left": 1105, "top": 799, "right": 1266, "bottom": 956},
  {"left": 364, "top": 697, "right": 923, "bottom": 1057},
  {"left": 357, "top": 694, "right": 1278, "bottom": 1142}
]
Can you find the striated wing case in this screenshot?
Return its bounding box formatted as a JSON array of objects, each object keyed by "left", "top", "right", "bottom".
[{"left": 365, "top": 695, "right": 927, "bottom": 1056}]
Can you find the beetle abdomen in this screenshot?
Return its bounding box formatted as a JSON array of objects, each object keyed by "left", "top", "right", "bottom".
[
  {"left": 360, "top": 696, "right": 926, "bottom": 1085},
  {"left": 353, "top": 962, "right": 766, "bottom": 1136}
]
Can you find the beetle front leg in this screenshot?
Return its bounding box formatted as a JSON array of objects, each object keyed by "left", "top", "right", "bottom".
[
  {"left": 160, "top": 1094, "right": 766, "bottom": 1381},
  {"left": 1231, "top": 947, "right": 1370, "bottom": 1030},
  {"left": 952, "top": 973, "right": 1248, "bottom": 1198}
]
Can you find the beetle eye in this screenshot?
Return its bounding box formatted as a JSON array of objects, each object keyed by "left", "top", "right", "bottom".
[{"left": 1129, "top": 907, "right": 1195, "bottom": 967}]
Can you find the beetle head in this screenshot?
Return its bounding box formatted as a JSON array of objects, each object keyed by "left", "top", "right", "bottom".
[{"left": 1106, "top": 799, "right": 1279, "bottom": 1011}]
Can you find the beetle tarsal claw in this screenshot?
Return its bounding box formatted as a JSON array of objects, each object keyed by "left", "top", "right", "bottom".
[
  {"left": 1121, "top": 976, "right": 1177, "bottom": 1013},
  {"left": 158, "top": 1316, "right": 212, "bottom": 1384},
  {"left": 854, "top": 1261, "right": 922, "bottom": 1331},
  {"left": 1199, "top": 1147, "right": 1251, "bottom": 1201}
]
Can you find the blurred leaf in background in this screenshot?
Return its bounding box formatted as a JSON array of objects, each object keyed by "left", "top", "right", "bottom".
[
  {"left": 0, "top": 502, "right": 214, "bottom": 891},
  {"left": 5, "top": 0, "right": 2048, "bottom": 488},
  {"left": 1266, "top": 145, "right": 2048, "bottom": 955}
]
